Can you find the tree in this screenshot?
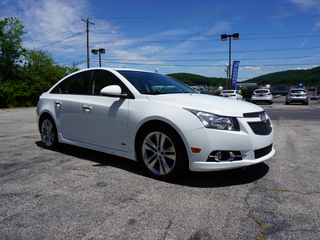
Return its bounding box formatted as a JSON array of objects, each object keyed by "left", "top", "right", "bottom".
[
  {"left": 13, "top": 49, "right": 80, "bottom": 107},
  {"left": 0, "top": 17, "right": 26, "bottom": 80}
]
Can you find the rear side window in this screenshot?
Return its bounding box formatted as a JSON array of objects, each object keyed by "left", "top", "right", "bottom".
[
  {"left": 223, "top": 91, "right": 234, "bottom": 94},
  {"left": 51, "top": 71, "right": 92, "bottom": 94},
  {"left": 291, "top": 90, "right": 306, "bottom": 94}
]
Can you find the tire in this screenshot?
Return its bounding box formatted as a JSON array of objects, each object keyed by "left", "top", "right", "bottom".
[
  {"left": 137, "top": 125, "right": 187, "bottom": 181},
  {"left": 40, "top": 116, "right": 58, "bottom": 150}
]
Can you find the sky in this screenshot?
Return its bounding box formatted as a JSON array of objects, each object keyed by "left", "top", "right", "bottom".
[{"left": 1, "top": 0, "right": 320, "bottom": 81}]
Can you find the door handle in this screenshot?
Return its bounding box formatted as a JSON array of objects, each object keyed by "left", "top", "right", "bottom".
[
  {"left": 82, "top": 105, "right": 92, "bottom": 111},
  {"left": 55, "top": 101, "right": 62, "bottom": 106}
]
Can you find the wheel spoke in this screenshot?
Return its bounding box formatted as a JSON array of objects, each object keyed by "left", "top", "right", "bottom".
[
  {"left": 144, "top": 137, "right": 157, "bottom": 152},
  {"left": 159, "top": 157, "right": 171, "bottom": 175},
  {"left": 146, "top": 155, "right": 158, "bottom": 171}
]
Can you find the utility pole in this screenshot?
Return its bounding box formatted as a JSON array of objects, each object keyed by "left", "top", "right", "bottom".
[{"left": 82, "top": 19, "right": 95, "bottom": 68}]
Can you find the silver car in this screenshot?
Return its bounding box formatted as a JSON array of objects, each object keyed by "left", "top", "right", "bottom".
[
  {"left": 285, "top": 88, "right": 308, "bottom": 105},
  {"left": 251, "top": 89, "right": 273, "bottom": 105}
]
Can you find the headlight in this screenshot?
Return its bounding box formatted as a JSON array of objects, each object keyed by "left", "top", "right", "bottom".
[{"left": 186, "top": 109, "right": 240, "bottom": 131}]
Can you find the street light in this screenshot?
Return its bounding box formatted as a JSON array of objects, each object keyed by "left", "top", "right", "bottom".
[
  {"left": 91, "top": 48, "right": 105, "bottom": 67},
  {"left": 221, "top": 33, "right": 239, "bottom": 89},
  {"left": 224, "top": 63, "right": 229, "bottom": 90}
]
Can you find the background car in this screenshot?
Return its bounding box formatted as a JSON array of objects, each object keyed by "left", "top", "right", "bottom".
[
  {"left": 251, "top": 89, "right": 273, "bottom": 104},
  {"left": 285, "top": 88, "right": 308, "bottom": 105},
  {"left": 310, "top": 95, "right": 319, "bottom": 100},
  {"left": 37, "top": 68, "right": 274, "bottom": 180},
  {"left": 219, "top": 90, "right": 243, "bottom": 100}
]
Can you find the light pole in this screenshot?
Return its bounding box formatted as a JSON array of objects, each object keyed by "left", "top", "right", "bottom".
[
  {"left": 224, "top": 63, "right": 229, "bottom": 90},
  {"left": 91, "top": 48, "right": 105, "bottom": 67},
  {"left": 221, "top": 33, "right": 239, "bottom": 89}
]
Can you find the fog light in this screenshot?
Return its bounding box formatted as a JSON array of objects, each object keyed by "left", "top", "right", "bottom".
[{"left": 207, "top": 151, "right": 244, "bottom": 162}]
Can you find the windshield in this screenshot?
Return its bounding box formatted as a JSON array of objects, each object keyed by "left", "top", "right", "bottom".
[{"left": 117, "top": 70, "right": 196, "bottom": 94}]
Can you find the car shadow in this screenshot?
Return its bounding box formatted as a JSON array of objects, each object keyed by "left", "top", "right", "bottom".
[{"left": 35, "top": 141, "right": 269, "bottom": 188}]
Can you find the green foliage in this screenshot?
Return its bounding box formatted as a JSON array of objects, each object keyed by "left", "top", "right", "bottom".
[
  {"left": 0, "top": 17, "right": 79, "bottom": 108},
  {"left": 241, "top": 89, "right": 254, "bottom": 99},
  {"left": 243, "top": 67, "right": 320, "bottom": 87},
  {"left": 0, "top": 17, "right": 27, "bottom": 80},
  {"left": 167, "top": 73, "right": 226, "bottom": 87}
]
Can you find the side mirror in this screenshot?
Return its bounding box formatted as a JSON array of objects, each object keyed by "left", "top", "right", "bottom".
[{"left": 100, "top": 85, "right": 128, "bottom": 98}]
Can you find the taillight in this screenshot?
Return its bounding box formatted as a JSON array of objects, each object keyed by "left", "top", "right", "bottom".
[
  {"left": 268, "top": 93, "right": 271, "bottom": 95},
  {"left": 252, "top": 93, "right": 255, "bottom": 95},
  {"left": 231, "top": 94, "right": 236, "bottom": 96}
]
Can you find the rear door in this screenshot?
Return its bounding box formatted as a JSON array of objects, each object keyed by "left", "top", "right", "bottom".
[{"left": 52, "top": 70, "right": 92, "bottom": 140}]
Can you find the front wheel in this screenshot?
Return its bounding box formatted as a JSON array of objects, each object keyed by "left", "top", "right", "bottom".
[
  {"left": 40, "top": 117, "right": 58, "bottom": 150},
  {"left": 137, "top": 125, "right": 187, "bottom": 180}
]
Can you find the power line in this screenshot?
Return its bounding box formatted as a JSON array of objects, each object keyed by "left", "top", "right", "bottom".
[{"left": 35, "top": 32, "right": 84, "bottom": 50}]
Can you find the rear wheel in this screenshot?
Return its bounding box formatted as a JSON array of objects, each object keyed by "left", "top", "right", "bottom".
[
  {"left": 137, "top": 125, "right": 187, "bottom": 180},
  {"left": 40, "top": 116, "right": 58, "bottom": 150}
]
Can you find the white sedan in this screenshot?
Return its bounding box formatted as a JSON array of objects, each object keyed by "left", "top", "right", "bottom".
[
  {"left": 37, "top": 68, "right": 275, "bottom": 180},
  {"left": 251, "top": 89, "right": 273, "bottom": 104},
  {"left": 220, "top": 90, "right": 243, "bottom": 100}
]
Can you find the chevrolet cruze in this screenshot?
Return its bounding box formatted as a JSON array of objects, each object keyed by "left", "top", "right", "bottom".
[{"left": 37, "top": 68, "right": 275, "bottom": 180}]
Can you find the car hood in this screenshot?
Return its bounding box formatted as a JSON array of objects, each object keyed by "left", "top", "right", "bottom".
[{"left": 146, "top": 93, "right": 263, "bottom": 117}]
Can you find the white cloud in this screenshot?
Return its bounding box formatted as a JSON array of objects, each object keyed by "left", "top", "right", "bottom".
[{"left": 244, "top": 66, "right": 262, "bottom": 73}]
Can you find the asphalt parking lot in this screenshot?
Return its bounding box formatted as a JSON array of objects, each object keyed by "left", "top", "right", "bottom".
[{"left": 1, "top": 98, "right": 319, "bottom": 239}]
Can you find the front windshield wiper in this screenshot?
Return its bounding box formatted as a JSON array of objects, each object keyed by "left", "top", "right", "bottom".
[{"left": 141, "top": 91, "right": 168, "bottom": 95}]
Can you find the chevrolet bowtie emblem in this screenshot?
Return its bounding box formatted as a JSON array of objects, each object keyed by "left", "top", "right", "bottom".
[{"left": 260, "top": 114, "right": 267, "bottom": 123}]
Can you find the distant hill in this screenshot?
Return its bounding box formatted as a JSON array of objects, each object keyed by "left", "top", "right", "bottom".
[
  {"left": 167, "top": 73, "right": 226, "bottom": 87},
  {"left": 168, "top": 67, "right": 320, "bottom": 88},
  {"left": 242, "top": 67, "right": 320, "bottom": 87}
]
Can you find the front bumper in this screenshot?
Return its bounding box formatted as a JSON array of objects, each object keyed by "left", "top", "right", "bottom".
[{"left": 184, "top": 112, "right": 275, "bottom": 172}]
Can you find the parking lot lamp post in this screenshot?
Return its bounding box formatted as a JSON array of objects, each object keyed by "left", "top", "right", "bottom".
[
  {"left": 91, "top": 48, "right": 105, "bottom": 67},
  {"left": 221, "top": 33, "right": 239, "bottom": 89},
  {"left": 224, "top": 64, "right": 229, "bottom": 90}
]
